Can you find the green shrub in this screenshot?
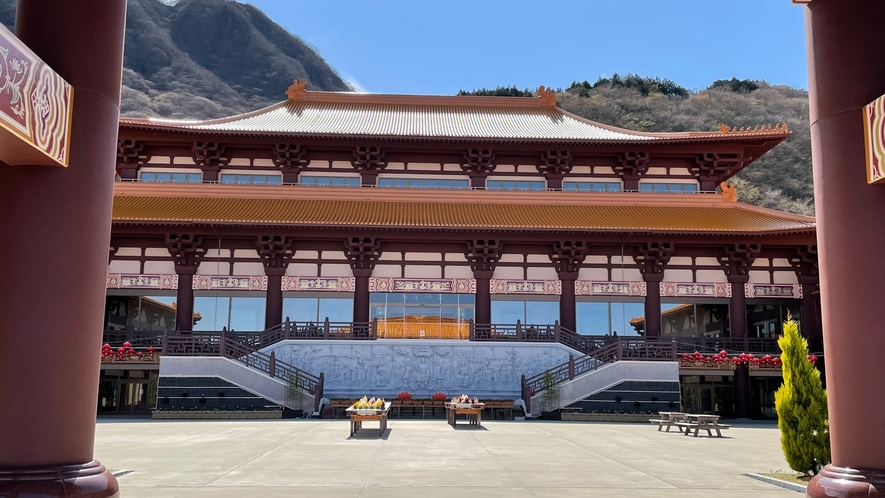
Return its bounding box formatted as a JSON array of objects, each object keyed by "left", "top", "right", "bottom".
[{"left": 774, "top": 318, "right": 830, "bottom": 474}]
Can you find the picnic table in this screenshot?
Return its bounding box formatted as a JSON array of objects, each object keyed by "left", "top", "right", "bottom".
[
  {"left": 345, "top": 402, "right": 392, "bottom": 437},
  {"left": 676, "top": 414, "right": 731, "bottom": 437},
  {"left": 445, "top": 402, "right": 485, "bottom": 428},
  {"left": 649, "top": 412, "right": 688, "bottom": 432}
]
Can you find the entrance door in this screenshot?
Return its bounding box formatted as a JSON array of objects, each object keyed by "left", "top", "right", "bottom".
[{"left": 118, "top": 381, "right": 149, "bottom": 413}]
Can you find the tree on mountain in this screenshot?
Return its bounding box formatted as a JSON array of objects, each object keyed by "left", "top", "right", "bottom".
[
  {"left": 709, "top": 77, "right": 760, "bottom": 94},
  {"left": 774, "top": 318, "right": 830, "bottom": 475},
  {"left": 457, "top": 86, "right": 534, "bottom": 97}
]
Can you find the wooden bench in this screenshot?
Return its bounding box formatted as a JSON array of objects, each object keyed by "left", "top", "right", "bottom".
[{"left": 676, "top": 416, "right": 731, "bottom": 437}]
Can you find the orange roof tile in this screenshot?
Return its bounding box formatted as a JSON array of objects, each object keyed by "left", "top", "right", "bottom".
[{"left": 111, "top": 184, "right": 816, "bottom": 234}]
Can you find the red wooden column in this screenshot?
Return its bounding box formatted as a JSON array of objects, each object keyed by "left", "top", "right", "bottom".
[
  {"left": 552, "top": 242, "right": 587, "bottom": 332},
  {"left": 791, "top": 245, "right": 822, "bottom": 339},
  {"left": 0, "top": 1, "right": 126, "bottom": 496},
  {"left": 721, "top": 244, "right": 758, "bottom": 420},
  {"left": 345, "top": 238, "right": 381, "bottom": 324},
  {"left": 257, "top": 236, "right": 295, "bottom": 329},
  {"left": 798, "top": 1, "right": 885, "bottom": 494},
  {"left": 166, "top": 234, "right": 204, "bottom": 332},
  {"left": 467, "top": 240, "right": 502, "bottom": 325},
  {"left": 636, "top": 243, "right": 673, "bottom": 338}
]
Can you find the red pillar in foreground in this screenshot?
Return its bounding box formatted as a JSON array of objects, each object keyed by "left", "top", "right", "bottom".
[
  {"left": 799, "top": 1, "right": 885, "bottom": 495},
  {"left": 0, "top": 1, "right": 126, "bottom": 496}
]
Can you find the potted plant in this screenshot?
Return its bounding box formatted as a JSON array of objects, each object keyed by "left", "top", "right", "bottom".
[
  {"left": 541, "top": 371, "right": 561, "bottom": 420},
  {"left": 283, "top": 370, "right": 305, "bottom": 418}
]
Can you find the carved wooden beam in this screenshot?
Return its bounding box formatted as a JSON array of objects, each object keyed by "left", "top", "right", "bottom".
[
  {"left": 537, "top": 151, "right": 573, "bottom": 189},
  {"left": 344, "top": 237, "right": 382, "bottom": 276},
  {"left": 635, "top": 242, "right": 674, "bottom": 282},
  {"left": 466, "top": 239, "right": 502, "bottom": 278},
  {"left": 461, "top": 149, "right": 496, "bottom": 188},
  {"left": 719, "top": 243, "right": 761, "bottom": 283},
  {"left": 352, "top": 146, "right": 387, "bottom": 185},
  {"left": 550, "top": 241, "right": 588, "bottom": 278},
  {"left": 192, "top": 142, "right": 229, "bottom": 181},
  {"left": 257, "top": 235, "right": 296, "bottom": 276},
  {"left": 790, "top": 245, "right": 819, "bottom": 284},
  {"left": 165, "top": 233, "right": 206, "bottom": 274},
  {"left": 615, "top": 152, "right": 651, "bottom": 191},
  {"left": 116, "top": 139, "right": 148, "bottom": 180},
  {"left": 692, "top": 153, "right": 744, "bottom": 191}
]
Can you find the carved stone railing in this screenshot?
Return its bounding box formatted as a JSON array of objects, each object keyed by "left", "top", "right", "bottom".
[{"left": 521, "top": 338, "right": 677, "bottom": 414}]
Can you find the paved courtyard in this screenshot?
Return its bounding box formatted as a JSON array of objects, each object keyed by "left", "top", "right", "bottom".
[{"left": 97, "top": 419, "right": 799, "bottom": 497}]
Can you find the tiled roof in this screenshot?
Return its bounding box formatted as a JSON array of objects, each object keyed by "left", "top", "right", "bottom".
[
  {"left": 111, "top": 187, "right": 816, "bottom": 234},
  {"left": 118, "top": 91, "right": 791, "bottom": 143}
]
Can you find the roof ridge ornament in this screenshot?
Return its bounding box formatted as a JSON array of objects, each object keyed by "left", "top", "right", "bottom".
[
  {"left": 719, "top": 123, "right": 789, "bottom": 135},
  {"left": 720, "top": 182, "right": 737, "bottom": 202},
  {"left": 538, "top": 85, "right": 557, "bottom": 107},
  {"left": 286, "top": 78, "right": 307, "bottom": 101}
]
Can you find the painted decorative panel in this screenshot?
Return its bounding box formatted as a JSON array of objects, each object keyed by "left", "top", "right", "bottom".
[
  {"left": 745, "top": 283, "right": 802, "bottom": 299},
  {"left": 864, "top": 92, "right": 885, "bottom": 184},
  {"left": 369, "top": 278, "right": 475, "bottom": 293},
  {"left": 107, "top": 273, "right": 177, "bottom": 290},
  {"left": 575, "top": 280, "right": 646, "bottom": 297},
  {"left": 282, "top": 276, "right": 355, "bottom": 292},
  {"left": 661, "top": 282, "right": 731, "bottom": 298},
  {"left": 264, "top": 339, "right": 574, "bottom": 398},
  {"left": 0, "top": 23, "right": 73, "bottom": 167},
  {"left": 193, "top": 275, "right": 267, "bottom": 291},
  {"left": 490, "top": 279, "right": 561, "bottom": 295}
]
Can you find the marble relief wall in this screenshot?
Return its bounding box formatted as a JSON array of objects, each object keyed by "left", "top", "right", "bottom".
[{"left": 262, "top": 340, "right": 576, "bottom": 399}]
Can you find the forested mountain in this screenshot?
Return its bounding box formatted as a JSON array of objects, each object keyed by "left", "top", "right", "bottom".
[
  {"left": 0, "top": 0, "right": 351, "bottom": 119},
  {"left": 0, "top": 1, "right": 813, "bottom": 214},
  {"left": 462, "top": 77, "right": 814, "bottom": 215}
]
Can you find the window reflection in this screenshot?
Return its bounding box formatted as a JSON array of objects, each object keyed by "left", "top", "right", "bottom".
[
  {"left": 104, "top": 295, "right": 180, "bottom": 331},
  {"left": 369, "top": 293, "right": 474, "bottom": 338},
  {"left": 491, "top": 297, "right": 559, "bottom": 325},
  {"left": 193, "top": 292, "right": 266, "bottom": 331},
  {"left": 576, "top": 300, "right": 644, "bottom": 336},
  {"left": 283, "top": 294, "right": 354, "bottom": 323}
]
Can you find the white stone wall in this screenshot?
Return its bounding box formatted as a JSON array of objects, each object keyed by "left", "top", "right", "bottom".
[{"left": 261, "top": 339, "right": 580, "bottom": 399}]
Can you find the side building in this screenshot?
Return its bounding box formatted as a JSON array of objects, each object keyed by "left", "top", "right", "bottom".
[{"left": 104, "top": 84, "right": 820, "bottom": 419}]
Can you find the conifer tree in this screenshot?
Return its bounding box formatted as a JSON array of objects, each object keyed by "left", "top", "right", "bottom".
[{"left": 774, "top": 318, "right": 830, "bottom": 474}]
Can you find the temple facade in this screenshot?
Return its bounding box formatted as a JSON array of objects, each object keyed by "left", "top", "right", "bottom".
[{"left": 105, "top": 83, "right": 820, "bottom": 419}]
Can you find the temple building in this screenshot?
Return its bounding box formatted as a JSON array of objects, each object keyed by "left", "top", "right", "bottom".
[{"left": 105, "top": 82, "right": 821, "bottom": 420}]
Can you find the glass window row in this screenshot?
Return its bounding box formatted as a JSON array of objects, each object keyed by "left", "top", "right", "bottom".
[
  {"left": 220, "top": 174, "right": 282, "bottom": 185},
  {"left": 378, "top": 178, "right": 470, "bottom": 189}
]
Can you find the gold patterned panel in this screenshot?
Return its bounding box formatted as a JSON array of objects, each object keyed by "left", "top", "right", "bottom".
[{"left": 377, "top": 317, "right": 470, "bottom": 340}]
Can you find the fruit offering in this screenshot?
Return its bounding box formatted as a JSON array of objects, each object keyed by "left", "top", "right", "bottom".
[
  {"left": 353, "top": 396, "right": 384, "bottom": 409},
  {"left": 452, "top": 395, "right": 479, "bottom": 404}
]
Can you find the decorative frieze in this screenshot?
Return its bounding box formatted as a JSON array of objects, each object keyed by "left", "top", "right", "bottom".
[
  {"left": 193, "top": 275, "right": 267, "bottom": 291},
  {"left": 283, "top": 276, "right": 355, "bottom": 292},
  {"left": 107, "top": 273, "right": 178, "bottom": 290},
  {"left": 370, "top": 278, "right": 475, "bottom": 293},
  {"left": 491, "top": 279, "right": 561, "bottom": 295},
  {"left": 661, "top": 282, "right": 731, "bottom": 298},
  {"left": 575, "top": 281, "right": 646, "bottom": 297},
  {"left": 745, "top": 283, "right": 803, "bottom": 299}
]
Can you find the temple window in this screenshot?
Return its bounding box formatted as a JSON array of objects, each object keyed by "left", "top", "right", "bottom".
[
  {"left": 486, "top": 179, "right": 546, "bottom": 191},
  {"left": 638, "top": 182, "right": 699, "bottom": 193},
  {"left": 562, "top": 181, "right": 622, "bottom": 193},
  {"left": 377, "top": 177, "right": 470, "bottom": 189},
  {"left": 491, "top": 296, "right": 559, "bottom": 325},
  {"left": 299, "top": 175, "right": 361, "bottom": 187},
  {"left": 138, "top": 170, "right": 202, "bottom": 183},
  {"left": 219, "top": 173, "right": 282, "bottom": 185}
]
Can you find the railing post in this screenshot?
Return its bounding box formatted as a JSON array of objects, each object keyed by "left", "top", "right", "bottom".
[
  {"left": 516, "top": 319, "right": 523, "bottom": 341},
  {"left": 469, "top": 319, "right": 475, "bottom": 341},
  {"left": 521, "top": 374, "right": 531, "bottom": 415},
  {"left": 323, "top": 317, "right": 330, "bottom": 339},
  {"left": 162, "top": 334, "right": 168, "bottom": 356},
  {"left": 315, "top": 372, "right": 324, "bottom": 413},
  {"left": 219, "top": 331, "right": 227, "bottom": 357},
  {"left": 568, "top": 354, "right": 575, "bottom": 381},
  {"left": 285, "top": 317, "right": 291, "bottom": 338},
  {"left": 554, "top": 320, "right": 561, "bottom": 343},
  {"left": 372, "top": 317, "right": 378, "bottom": 339},
  {"left": 269, "top": 351, "right": 276, "bottom": 378},
  {"left": 617, "top": 338, "right": 623, "bottom": 361}
]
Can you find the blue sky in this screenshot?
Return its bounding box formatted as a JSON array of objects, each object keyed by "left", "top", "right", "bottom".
[{"left": 247, "top": 0, "right": 808, "bottom": 95}]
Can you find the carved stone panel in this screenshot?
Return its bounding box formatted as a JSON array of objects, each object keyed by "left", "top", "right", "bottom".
[{"left": 264, "top": 339, "right": 574, "bottom": 398}]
